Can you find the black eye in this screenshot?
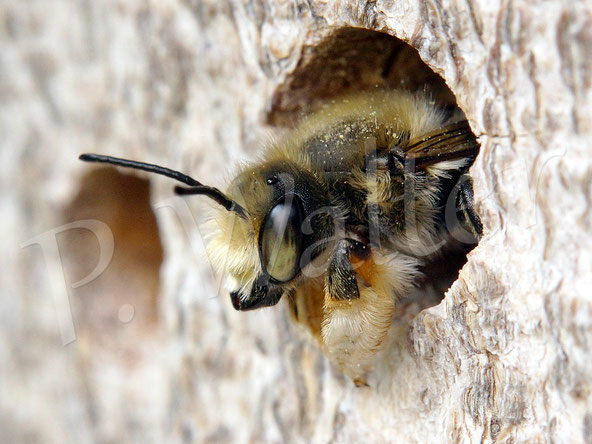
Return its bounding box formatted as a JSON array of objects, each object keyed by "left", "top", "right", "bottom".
[{"left": 259, "top": 197, "right": 303, "bottom": 283}]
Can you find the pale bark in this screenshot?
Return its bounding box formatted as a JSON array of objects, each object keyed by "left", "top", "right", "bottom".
[{"left": 2, "top": 1, "right": 592, "bottom": 443}]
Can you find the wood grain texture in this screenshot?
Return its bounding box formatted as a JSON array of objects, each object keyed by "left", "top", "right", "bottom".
[{"left": 2, "top": 0, "right": 591, "bottom": 442}]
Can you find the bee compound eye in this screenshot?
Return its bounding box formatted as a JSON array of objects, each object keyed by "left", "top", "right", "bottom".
[{"left": 259, "top": 198, "right": 303, "bottom": 283}]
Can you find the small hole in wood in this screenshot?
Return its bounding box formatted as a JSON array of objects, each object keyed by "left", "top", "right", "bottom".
[{"left": 62, "top": 167, "right": 164, "bottom": 342}]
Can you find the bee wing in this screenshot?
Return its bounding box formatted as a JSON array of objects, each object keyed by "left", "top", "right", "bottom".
[{"left": 392, "top": 121, "right": 479, "bottom": 172}]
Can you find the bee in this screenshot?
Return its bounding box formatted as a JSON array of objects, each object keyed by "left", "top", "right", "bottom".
[{"left": 80, "top": 90, "right": 482, "bottom": 384}]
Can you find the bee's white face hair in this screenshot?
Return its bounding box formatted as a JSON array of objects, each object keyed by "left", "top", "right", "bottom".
[{"left": 205, "top": 206, "right": 262, "bottom": 302}]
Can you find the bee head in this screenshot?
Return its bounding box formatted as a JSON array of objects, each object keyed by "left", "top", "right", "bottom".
[
  {"left": 78, "top": 153, "right": 335, "bottom": 312},
  {"left": 207, "top": 160, "right": 334, "bottom": 311}
]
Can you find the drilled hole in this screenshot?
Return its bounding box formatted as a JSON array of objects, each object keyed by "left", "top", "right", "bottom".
[
  {"left": 62, "top": 168, "right": 164, "bottom": 342},
  {"left": 268, "top": 28, "right": 457, "bottom": 126},
  {"left": 268, "top": 27, "right": 480, "bottom": 316}
]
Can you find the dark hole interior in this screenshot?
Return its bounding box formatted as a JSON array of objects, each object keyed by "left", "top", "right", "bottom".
[
  {"left": 268, "top": 27, "right": 458, "bottom": 126},
  {"left": 62, "top": 168, "right": 164, "bottom": 344},
  {"left": 268, "top": 27, "right": 479, "bottom": 317}
]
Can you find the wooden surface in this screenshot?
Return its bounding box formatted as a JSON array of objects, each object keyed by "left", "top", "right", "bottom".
[{"left": 2, "top": 1, "right": 592, "bottom": 442}]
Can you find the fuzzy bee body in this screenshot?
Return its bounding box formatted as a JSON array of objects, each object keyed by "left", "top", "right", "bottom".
[
  {"left": 206, "top": 91, "right": 480, "bottom": 382},
  {"left": 80, "top": 90, "right": 481, "bottom": 384}
]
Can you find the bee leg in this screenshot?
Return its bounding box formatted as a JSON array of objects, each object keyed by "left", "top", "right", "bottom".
[
  {"left": 322, "top": 239, "right": 396, "bottom": 385},
  {"left": 456, "top": 174, "right": 483, "bottom": 239},
  {"left": 326, "top": 239, "right": 368, "bottom": 301}
]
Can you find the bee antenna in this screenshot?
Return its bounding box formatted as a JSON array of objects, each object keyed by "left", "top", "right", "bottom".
[
  {"left": 174, "top": 185, "right": 247, "bottom": 218},
  {"left": 79, "top": 153, "right": 247, "bottom": 218}
]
